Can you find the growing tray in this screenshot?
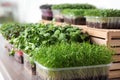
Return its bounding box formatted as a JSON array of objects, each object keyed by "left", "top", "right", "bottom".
[
  {"left": 14, "top": 53, "right": 23, "bottom": 64},
  {"left": 35, "top": 62, "right": 110, "bottom": 80},
  {"left": 64, "top": 16, "right": 86, "bottom": 25},
  {"left": 86, "top": 17, "right": 120, "bottom": 29},
  {"left": 42, "top": 15, "right": 53, "bottom": 21},
  {"left": 52, "top": 10, "right": 64, "bottom": 22},
  {"left": 23, "top": 53, "right": 36, "bottom": 75},
  {"left": 41, "top": 9, "right": 53, "bottom": 20}
]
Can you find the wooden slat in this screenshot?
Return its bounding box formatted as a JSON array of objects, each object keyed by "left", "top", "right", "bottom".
[
  {"left": 109, "top": 31, "right": 120, "bottom": 37},
  {"left": 110, "top": 63, "right": 120, "bottom": 70},
  {"left": 83, "top": 27, "right": 108, "bottom": 38},
  {"left": 108, "top": 32, "right": 120, "bottom": 47},
  {"left": 113, "top": 55, "right": 120, "bottom": 62},
  {"left": 90, "top": 37, "right": 107, "bottom": 45},
  {"left": 109, "top": 70, "right": 120, "bottom": 79},
  {"left": 109, "top": 40, "right": 120, "bottom": 46},
  {"left": 111, "top": 48, "right": 120, "bottom": 54},
  {"left": 41, "top": 20, "right": 67, "bottom": 26},
  {"left": 71, "top": 24, "right": 87, "bottom": 29}
]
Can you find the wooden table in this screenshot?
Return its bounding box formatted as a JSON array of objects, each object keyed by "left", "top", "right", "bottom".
[{"left": 0, "top": 34, "right": 37, "bottom": 80}]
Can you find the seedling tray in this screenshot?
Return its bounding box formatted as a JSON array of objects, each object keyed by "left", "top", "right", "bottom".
[
  {"left": 86, "top": 17, "right": 120, "bottom": 29},
  {"left": 23, "top": 53, "right": 36, "bottom": 75},
  {"left": 35, "top": 62, "right": 110, "bottom": 80},
  {"left": 64, "top": 16, "right": 86, "bottom": 25}
]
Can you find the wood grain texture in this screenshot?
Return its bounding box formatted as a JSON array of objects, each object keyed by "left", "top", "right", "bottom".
[
  {"left": 90, "top": 37, "right": 107, "bottom": 45},
  {"left": 109, "top": 70, "right": 120, "bottom": 79},
  {"left": 110, "top": 63, "right": 120, "bottom": 70},
  {"left": 113, "top": 55, "right": 120, "bottom": 62}
]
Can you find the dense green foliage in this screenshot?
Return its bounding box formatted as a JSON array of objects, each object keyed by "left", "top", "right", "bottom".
[
  {"left": 9, "top": 23, "right": 46, "bottom": 53},
  {"left": 52, "top": 3, "right": 96, "bottom": 9},
  {"left": 0, "top": 23, "right": 113, "bottom": 68},
  {"left": 32, "top": 42, "right": 113, "bottom": 68},
  {"left": 0, "top": 23, "right": 26, "bottom": 40},
  {"left": 0, "top": 23, "right": 41, "bottom": 40},
  {"left": 85, "top": 9, "right": 120, "bottom": 17},
  {"left": 62, "top": 9, "right": 85, "bottom": 17},
  {"left": 3, "top": 23, "right": 89, "bottom": 53}
]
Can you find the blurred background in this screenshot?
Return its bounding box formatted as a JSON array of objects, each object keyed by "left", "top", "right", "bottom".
[{"left": 0, "top": 0, "right": 120, "bottom": 23}]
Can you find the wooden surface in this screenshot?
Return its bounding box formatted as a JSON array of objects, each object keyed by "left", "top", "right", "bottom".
[
  {"left": 109, "top": 70, "right": 120, "bottom": 79},
  {"left": 0, "top": 34, "right": 37, "bottom": 80},
  {"left": 113, "top": 55, "right": 120, "bottom": 62},
  {"left": 110, "top": 63, "right": 120, "bottom": 70}
]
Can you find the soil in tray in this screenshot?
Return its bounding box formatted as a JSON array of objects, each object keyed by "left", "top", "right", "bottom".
[
  {"left": 87, "top": 22, "right": 120, "bottom": 29},
  {"left": 37, "top": 75, "right": 108, "bottom": 80},
  {"left": 64, "top": 17, "right": 86, "bottom": 25},
  {"left": 42, "top": 15, "right": 53, "bottom": 20},
  {"left": 55, "top": 17, "right": 64, "bottom": 22}
]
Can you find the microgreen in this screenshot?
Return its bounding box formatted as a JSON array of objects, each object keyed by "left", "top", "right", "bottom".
[{"left": 32, "top": 42, "right": 113, "bottom": 68}]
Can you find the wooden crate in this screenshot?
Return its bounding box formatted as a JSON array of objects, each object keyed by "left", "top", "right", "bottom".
[
  {"left": 81, "top": 27, "right": 120, "bottom": 54},
  {"left": 75, "top": 26, "right": 120, "bottom": 79},
  {"left": 40, "top": 20, "right": 120, "bottom": 79}
]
